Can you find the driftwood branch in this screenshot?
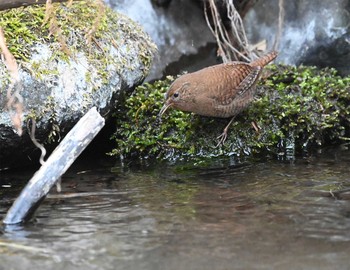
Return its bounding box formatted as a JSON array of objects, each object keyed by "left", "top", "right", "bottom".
[
  {"left": 0, "top": 0, "right": 72, "bottom": 11},
  {"left": 3, "top": 107, "right": 105, "bottom": 225}
]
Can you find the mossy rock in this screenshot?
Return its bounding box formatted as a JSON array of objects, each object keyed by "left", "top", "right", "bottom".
[
  {"left": 0, "top": 1, "right": 156, "bottom": 168},
  {"left": 111, "top": 65, "right": 350, "bottom": 160},
  {"left": 0, "top": 1, "right": 156, "bottom": 124}
]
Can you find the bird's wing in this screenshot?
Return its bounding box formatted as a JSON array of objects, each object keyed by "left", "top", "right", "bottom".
[
  {"left": 211, "top": 63, "right": 262, "bottom": 105},
  {"left": 234, "top": 66, "right": 262, "bottom": 96},
  {"left": 208, "top": 64, "right": 262, "bottom": 117}
]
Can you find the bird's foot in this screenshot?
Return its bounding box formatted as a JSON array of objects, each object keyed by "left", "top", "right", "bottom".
[
  {"left": 251, "top": 121, "right": 260, "bottom": 133},
  {"left": 216, "top": 131, "right": 228, "bottom": 147},
  {"left": 215, "top": 116, "right": 235, "bottom": 148}
]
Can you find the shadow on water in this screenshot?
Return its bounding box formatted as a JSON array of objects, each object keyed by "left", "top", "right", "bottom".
[{"left": 0, "top": 145, "right": 350, "bottom": 269}]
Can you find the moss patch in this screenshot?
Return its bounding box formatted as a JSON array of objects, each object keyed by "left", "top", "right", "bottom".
[
  {"left": 111, "top": 65, "right": 350, "bottom": 160},
  {"left": 0, "top": 1, "right": 155, "bottom": 87},
  {"left": 0, "top": 0, "right": 156, "bottom": 145}
]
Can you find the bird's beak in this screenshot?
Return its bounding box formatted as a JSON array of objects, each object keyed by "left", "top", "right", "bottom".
[{"left": 159, "top": 101, "right": 172, "bottom": 117}]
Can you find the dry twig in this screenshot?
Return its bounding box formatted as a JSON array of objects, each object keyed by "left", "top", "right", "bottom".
[
  {"left": 27, "top": 118, "right": 47, "bottom": 165},
  {"left": 0, "top": 27, "right": 24, "bottom": 136},
  {"left": 43, "top": 0, "right": 71, "bottom": 55},
  {"left": 85, "top": 0, "right": 105, "bottom": 46},
  {"left": 273, "top": 0, "right": 284, "bottom": 51},
  {"left": 204, "top": 0, "right": 253, "bottom": 63},
  {"left": 204, "top": 0, "right": 283, "bottom": 62}
]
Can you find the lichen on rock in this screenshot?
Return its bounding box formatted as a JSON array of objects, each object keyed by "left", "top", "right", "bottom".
[
  {"left": 0, "top": 0, "right": 156, "bottom": 167},
  {"left": 111, "top": 65, "right": 350, "bottom": 160}
]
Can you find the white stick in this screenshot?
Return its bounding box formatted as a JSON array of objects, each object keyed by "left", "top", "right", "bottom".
[{"left": 3, "top": 107, "right": 105, "bottom": 225}]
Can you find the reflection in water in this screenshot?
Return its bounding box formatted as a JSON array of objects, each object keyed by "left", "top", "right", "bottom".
[{"left": 0, "top": 146, "right": 350, "bottom": 269}]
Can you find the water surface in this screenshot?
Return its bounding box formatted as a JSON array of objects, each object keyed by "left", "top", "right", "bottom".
[{"left": 1, "top": 146, "right": 350, "bottom": 269}]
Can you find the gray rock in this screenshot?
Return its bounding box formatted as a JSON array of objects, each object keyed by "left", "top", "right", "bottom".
[
  {"left": 108, "top": 0, "right": 216, "bottom": 80},
  {"left": 0, "top": 3, "right": 156, "bottom": 169},
  {"left": 244, "top": 0, "right": 350, "bottom": 75}
]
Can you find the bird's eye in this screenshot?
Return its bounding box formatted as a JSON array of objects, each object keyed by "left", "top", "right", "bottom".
[{"left": 173, "top": 92, "right": 179, "bottom": 98}]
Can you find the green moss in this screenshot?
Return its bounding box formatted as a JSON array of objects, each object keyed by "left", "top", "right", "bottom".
[
  {"left": 0, "top": 1, "right": 155, "bottom": 89},
  {"left": 111, "top": 65, "right": 350, "bottom": 160},
  {"left": 0, "top": 7, "right": 46, "bottom": 60},
  {"left": 253, "top": 65, "right": 350, "bottom": 151},
  {"left": 0, "top": 0, "right": 155, "bottom": 144},
  {"left": 0, "top": 2, "right": 99, "bottom": 58}
]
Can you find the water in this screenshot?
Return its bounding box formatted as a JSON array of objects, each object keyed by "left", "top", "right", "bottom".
[{"left": 0, "top": 145, "right": 350, "bottom": 269}]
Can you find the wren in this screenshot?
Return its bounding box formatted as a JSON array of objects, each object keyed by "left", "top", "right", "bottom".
[{"left": 160, "top": 51, "right": 278, "bottom": 146}]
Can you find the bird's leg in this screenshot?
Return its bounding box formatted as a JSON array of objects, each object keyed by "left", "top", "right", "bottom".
[
  {"left": 251, "top": 121, "right": 260, "bottom": 133},
  {"left": 216, "top": 116, "right": 236, "bottom": 147}
]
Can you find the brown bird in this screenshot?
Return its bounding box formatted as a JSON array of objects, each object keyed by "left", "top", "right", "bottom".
[{"left": 160, "top": 51, "right": 278, "bottom": 146}]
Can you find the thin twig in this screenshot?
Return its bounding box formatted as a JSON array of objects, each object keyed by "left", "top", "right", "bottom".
[
  {"left": 204, "top": 0, "right": 252, "bottom": 63},
  {"left": 85, "top": 0, "right": 105, "bottom": 45},
  {"left": 273, "top": 0, "right": 284, "bottom": 51},
  {"left": 0, "top": 27, "right": 24, "bottom": 136},
  {"left": 27, "top": 118, "right": 47, "bottom": 166}
]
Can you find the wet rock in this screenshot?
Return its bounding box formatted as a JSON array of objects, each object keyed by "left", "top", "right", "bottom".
[
  {"left": 298, "top": 31, "right": 350, "bottom": 76},
  {"left": 244, "top": 0, "right": 350, "bottom": 75},
  {"left": 151, "top": 0, "right": 172, "bottom": 8},
  {"left": 108, "top": 0, "right": 216, "bottom": 80},
  {"left": 0, "top": 2, "right": 156, "bottom": 169}
]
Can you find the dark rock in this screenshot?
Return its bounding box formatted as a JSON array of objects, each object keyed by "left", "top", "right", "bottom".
[
  {"left": 151, "top": 0, "right": 172, "bottom": 8},
  {"left": 298, "top": 31, "right": 350, "bottom": 76},
  {"left": 244, "top": 0, "right": 350, "bottom": 75}
]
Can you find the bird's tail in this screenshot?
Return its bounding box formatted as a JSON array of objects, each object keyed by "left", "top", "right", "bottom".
[{"left": 251, "top": 51, "right": 278, "bottom": 67}]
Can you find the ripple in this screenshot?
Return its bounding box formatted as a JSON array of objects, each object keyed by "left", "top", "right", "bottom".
[{"left": 1, "top": 147, "right": 350, "bottom": 269}]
